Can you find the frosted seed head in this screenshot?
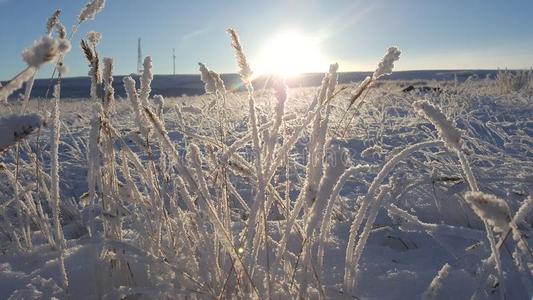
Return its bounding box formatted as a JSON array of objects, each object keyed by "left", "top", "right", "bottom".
[
  {"left": 373, "top": 47, "right": 401, "bottom": 79},
  {"left": 22, "top": 36, "right": 60, "bottom": 68},
  {"left": 55, "top": 23, "right": 67, "bottom": 39},
  {"left": 198, "top": 63, "right": 216, "bottom": 94},
  {"left": 210, "top": 71, "right": 226, "bottom": 95},
  {"left": 58, "top": 39, "right": 72, "bottom": 54},
  {"left": 154, "top": 95, "right": 165, "bottom": 107},
  {"left": 413, "top": 100, "right": 462, "bottom": 151},
  {"left": 46, "top": 9, "right": 62, "bottom": 35},
  {"left": 227, "top": 28, "right": 253, "bottom": 83},
  {"left": 102, "top": 58, "right": 113, "bottom": 82},
  {"left": 86, "top": 31, "right": 102, "bottom": 46},
  {"left": 78, "top": 0, "right": 106, "bottom": 22},
  {"left": 465, "top": 191, "right": 511, "bottom": 232},
  {"left": 361, "top": 145, "right": 383, "bottom": 159},
  {"left": 57, "top": 61, "right": 69, "bottom": 76}
]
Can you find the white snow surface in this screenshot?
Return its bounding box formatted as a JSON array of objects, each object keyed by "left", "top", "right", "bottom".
[{"left": 0, "top": 113, "right": 43, "bottom": 151}]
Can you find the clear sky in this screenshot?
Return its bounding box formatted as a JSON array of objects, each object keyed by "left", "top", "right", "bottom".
[{"left": 1, "top": 0, "right": 532, "bottom": 80}]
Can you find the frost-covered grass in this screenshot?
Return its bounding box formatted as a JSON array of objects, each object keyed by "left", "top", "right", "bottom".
[{"left": 0, "top": 2, "right": 532, "bottom": 299}]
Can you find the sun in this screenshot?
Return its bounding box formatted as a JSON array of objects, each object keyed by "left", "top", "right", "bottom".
[{"left": 254, "top": 30, "right": 328, "bottom": 78}]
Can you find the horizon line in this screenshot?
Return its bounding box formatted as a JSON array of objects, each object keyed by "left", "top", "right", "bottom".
[{"left": 3, "top": 68, "right": 530, "bottom": 82}]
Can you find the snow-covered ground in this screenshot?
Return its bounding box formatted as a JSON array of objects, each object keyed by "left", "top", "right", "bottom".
[{"left": 0, "top": 77, "right": 532, "bottom": 299}]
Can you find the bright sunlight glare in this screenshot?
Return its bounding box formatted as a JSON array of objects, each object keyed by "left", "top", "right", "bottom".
[{"left": 254, "top": 30, "right": 328, "bottom": 78}]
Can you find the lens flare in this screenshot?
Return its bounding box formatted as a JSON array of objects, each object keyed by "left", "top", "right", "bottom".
[{"left": 254, "top": 30, "right": 328, "bottom": 78}]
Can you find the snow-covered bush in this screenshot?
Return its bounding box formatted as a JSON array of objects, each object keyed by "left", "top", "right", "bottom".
[{"left": 495, "top": 69, "right": 533, "bottom": 94}]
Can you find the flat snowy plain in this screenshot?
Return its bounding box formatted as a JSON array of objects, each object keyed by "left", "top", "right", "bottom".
[{"left": 0, "top": 74, "right": 532, "bottom": 299}]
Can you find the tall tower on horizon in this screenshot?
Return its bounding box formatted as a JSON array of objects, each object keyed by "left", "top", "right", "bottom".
[
  {"left": 173, "top": 48, "right": 176, "bottom": 75},
  {"left": 137, "top": 38, "right": 143, "bottom": 75}
]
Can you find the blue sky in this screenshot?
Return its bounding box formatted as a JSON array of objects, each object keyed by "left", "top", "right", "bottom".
[{"left": 1, "top": 0, "right": 532, "bottom": 80}]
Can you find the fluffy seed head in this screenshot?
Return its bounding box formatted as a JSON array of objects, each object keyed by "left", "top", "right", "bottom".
[
  {"left": 198, "top": 63, "right": 226, "bottom": 95},
  {"left": 211, "top": 71, "right": 226, "bottom": 95},
  {"left": 140, "top": 56, "right": 153, "bottom": 103},
  {"left": 22, "top": 36, "right": 60, "bottom": 68},
  {"left": 86, "top": 31, "right": 102, "bottom": 46},
  {"left": 373, "top": 47, "right": 401, "bottom": 79},
  {"left": 413, "top": 100, "right": 462, "bottom": 151},
  {"left": 78, "top": 0, "right": 106, "bottom": 22},
  {"left": 154, "top": 95, "right": 165, "bottom": 107},
  {"left": 46, "top": 9, "right": 62, "bottom": 35},
  {"left": 465, "top": 191, "right": 511, "bottom": 232},
  {"left": 58, "top": 39, "right": 72, "bottom": 54},
  {"left": 55, "top": 23, "right": 67, "bottom": 39},
  {"left": 57, "top": 62, "right": 69, "bottom": 76},
  {"left": 227, "top": 28, "right": 253, "bottom": 83},
  {"left": 198, "top": 63, "right": 216, "bottom": 94}
]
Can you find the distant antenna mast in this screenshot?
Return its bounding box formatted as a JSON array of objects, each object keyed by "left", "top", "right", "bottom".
[
  {"left": 137, "top": 37, "right": 143, "bottom": 75},
  {"left": 172, "top": 48, "right": 176, "bottom": 75}
]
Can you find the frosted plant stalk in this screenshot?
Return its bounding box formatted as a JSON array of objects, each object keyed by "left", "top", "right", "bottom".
[
  {"left": 86, "top": 103, "right": 102, "bottom": 207},
  {"left": 226, "top": 28, "right": 268, "bottom": 276},
  {"left": 143, "top": 107, "right": 256, "bottom": 292},
  {"left": 22, "top": 74, "right": 36, "bottom": 112},
  {"left": 271, "top": 69, "right": 337, "bottom": 273},
  {"left": 140, "top": 56, "right": 153, "bottom": 106},
  {"left": 300, "top": 142, "right": 348, "bottom": 296},
  {"left": 187, "top": 143, "right": 213, "bottom": 212},
  {"left": 153, "top": 95, "right": 165, "bottom": 117},
  {"left": 186, "top": 143, "right": 223, "bottom": 283},
  {"left": 123, "top": 76, "right": 151, "bottom": 138},
  {"left": 422, "top": 263, "right": 451, "bottom": 300},
  {"left": 513, "top": 196, "right": 532, "bottom": 225},
  {"left": 50, "top": 84, "right": 69, "bottom": 289},
  {"left": 198, "top": 63, "right": 217, "bottom": 94},
  {"left": 344, "top": 140, "right": 443, "bottom": 294},
  {"left": 270, "top": 91, "right": 334, "bottom": 271},
  {"left": 0, "top": 69, "right": 36, "bottom": 103},
  {"left": 102, "top": 58, "right": 115, "bottom": 113},
  {"left": 413, "top": 100, "right": 505, "bottom": 298},
  {"left": 348, "top": 185, "right": 391, "bottom": 288},
  {"left": 305, "top": 142, "right": 348, "bottom": 239},
  {"left": 264, "top": 77, "right": 287, "bottom": 177},
  {"left": 316, "top": 165, "right": 369, "bottom": 274}
]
